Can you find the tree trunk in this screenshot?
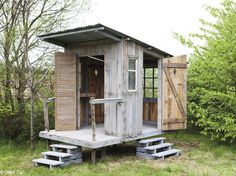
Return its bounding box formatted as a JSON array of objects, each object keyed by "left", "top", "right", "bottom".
[
  {"left": 3, "top": 34, "right": 14, "bottom": 110},
  {"left": 16, "top": 77, "right": 26, "bottom": 136},
  {"left": 30, "top": 88, "right": 35, "bottom": 150}
]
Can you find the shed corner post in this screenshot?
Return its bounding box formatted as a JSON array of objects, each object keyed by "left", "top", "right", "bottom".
[
  {"left": 76, "top": 55, "right": 81, "bottom": 130},
  {"left": 158, "top": 58, "right": 163, "bottom": 131},
  {"left": 91, "top": 149, "right": 96, "bottom": 164},
  {"left": 90, "top": 97, "right": 96, "bottom": 142}
]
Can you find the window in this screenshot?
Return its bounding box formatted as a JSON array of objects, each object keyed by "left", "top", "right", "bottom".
[
  {"left": 128, "top": 59, "right": 137, "bottom": 91},
  {"left": 143, "top": 68, "right": 158, "bottom": 98}
]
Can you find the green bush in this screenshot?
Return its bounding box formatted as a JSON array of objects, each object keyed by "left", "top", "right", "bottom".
[
  {"left": 16, "top": 100, "right": 55, "bottom": 142},
  {"left": 176, "top": 0, "right": 236, "bottom": 142},
  {"left": 0, "top": 103, "right": 17, "bottom": 138},
  {"left": 0, "top": 101, "right": 55, "bottom": 142},
  {"left": 188, "top": 88, "right": 236, "bottom": 142}
]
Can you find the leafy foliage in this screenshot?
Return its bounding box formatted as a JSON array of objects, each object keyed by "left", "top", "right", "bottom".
[
  {"left": 0, "top": 0, "right": 90, "bottom": 144},
  {"left": 0, "top": 103, "right": 17, "bottom": 138},
  {"left": 175, "top": 0, "right": 236, "bottom": 142}
]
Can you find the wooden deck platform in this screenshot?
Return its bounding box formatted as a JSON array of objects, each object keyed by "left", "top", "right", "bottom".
[{"left": 39, "top": 124, "right": 162, "bottom": 149}]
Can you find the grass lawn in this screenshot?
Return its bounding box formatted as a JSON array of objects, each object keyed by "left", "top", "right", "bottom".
[{"left": 0, "top": 131, "right": 235, "bottom": 176}]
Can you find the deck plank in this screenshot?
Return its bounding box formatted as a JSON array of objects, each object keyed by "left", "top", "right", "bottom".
[{"left": 39, "top": 124, "right": 162, "bottom": 149}]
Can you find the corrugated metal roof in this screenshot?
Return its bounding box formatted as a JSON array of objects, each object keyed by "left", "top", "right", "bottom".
[{"left": 39, "top": 23, "right": 173, "bottom": 57}]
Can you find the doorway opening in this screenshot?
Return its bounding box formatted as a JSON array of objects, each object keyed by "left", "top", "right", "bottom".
[
  {"left": 79, "top": 55, "right": 104, "bottom": 128},
  {"left": 143, "top": 53, "right": 158, "bottom": 127}
]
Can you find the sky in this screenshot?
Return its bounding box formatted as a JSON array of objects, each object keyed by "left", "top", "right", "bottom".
[{"left": 77, "top": 0, "right": 220, "bottom": 56}]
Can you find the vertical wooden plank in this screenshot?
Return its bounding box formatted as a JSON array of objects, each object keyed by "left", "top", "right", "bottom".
[
  {"left": 115, "top": 42, "right": 124, "bottom": 137},
  {"left": 143, "top": 103, "right": 148, "bottom": 121},
  {"left": 101, "top": 147, "right": 106, "bottom": 159},
  {"left": 91, "top": 149, "right": 96, "bottom": 164},
  {"left": 122, "top": 40, "right": 128, "bottom": 139},
  {"left": 47, "top": 139, "right": 52, "bottom": 151},
  {"left": 55, "top": 52, "right": 77, "bottom": 131},
  {"left": 158, "top": 58, "right": 163, "bottom": 130},
  {"left": 137, "top": 46, "right": 143, "bottom": 135},
  {"left": 104, "top": 45, "right": 111, "bottom": 135},
  {"left": 77, "top": 57, "right": 81, "bottom": 129},
  {"left": 90, "top": 97, "right": 96, "bottom": 141},
  {"left": 43, "top": 100, "right": 49, "bottom": 132}
]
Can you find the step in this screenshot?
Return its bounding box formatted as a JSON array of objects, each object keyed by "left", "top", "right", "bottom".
[
  {"left": 138, "top": 137, "right": 165, "bottom": 147},
  {"left": 42, "top": 151, "right": 82, "bottom": 162},
  {"left": 144, "top": 143, "right": 173, "bottom": 154},
  {"left": 32, "top": 158, "right": 64, "bottom": 168},
  {"left": 42, "top": 151, "right": 72, "bottom": 158},
  {"left": 136, "top": 146, "right": 145, "bottom": 152},
  {"left": 136, "top": 152, "right": 155, "bottom": 159},
  {"left": 50, "top": 144, "right": 81, "bottom": 154},
  {"left": 153, "top": 149, "right": 181, "bottom": 159},
  {"left": 50, "top": 144, "right": 78, "bottom": 150}
]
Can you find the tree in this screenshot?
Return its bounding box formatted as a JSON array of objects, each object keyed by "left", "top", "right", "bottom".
[
  {"left": 0, "top": 0, "right": 90, "bottom": 145},
  {"left": 175, "top": 0, "right": 236, "bottom": 142},
  {"left": 0, "top": 0, "right": 22, "bottom": 110}
]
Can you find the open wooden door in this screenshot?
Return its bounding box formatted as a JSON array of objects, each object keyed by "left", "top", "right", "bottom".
[
  {"left": 161, "top": 55, "right": 187, "bottom": 130},
  {"left": 55, "top": 52, "right": 77, "bottom": 131}
]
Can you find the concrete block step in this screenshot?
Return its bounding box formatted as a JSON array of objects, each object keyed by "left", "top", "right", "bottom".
[
  {"left": 138, "top": 137, "right": 165, "bottom": 147},
  {"left": 153, "top": 149, "right": 181, "bottom": 159},
  {"left": 32, "top": 158, "right": 64, "bottom": 169},
  {"left": 144, "top": 143, "right": 173, "bottom": 154}
]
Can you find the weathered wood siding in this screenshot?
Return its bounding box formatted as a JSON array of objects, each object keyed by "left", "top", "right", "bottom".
[
  {"left": 55, "top": 52, "right": 77, "bottom": 131},
  {"left": 143, "top": 99, "right": 157, "bottom": 123},
  {"left": 122, "top": 41, "right": 143, "bottom": 138},
  {"left": 161, "top": 55, "right": 187, "bottom": 130},
  {"left": 68, "top": 40, "right": 124, "bottom": 137}
]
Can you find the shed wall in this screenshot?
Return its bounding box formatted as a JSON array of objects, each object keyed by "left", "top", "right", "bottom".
[
  {"left": 122, "top": 41, "right": 143, "bottom": 138},
  {"left": 68, "top": 40, "right": 125, "bottom": 137}
]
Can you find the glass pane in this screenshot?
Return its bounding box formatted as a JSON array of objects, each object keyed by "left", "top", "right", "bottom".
[
  {"left": 128, "top": 59, "right": 136, "bottom": 70},
  {"left": 154, "top": 88, "right": 158, "bottom": 98},
  {"left": 145, "top": 68, "right": 153, "bottom": 77},
  {"left": 145, "top": 88, "right": 153, "bottom": 98},
  {"left": 154, "top": 78, "right": 158, "bottom": 88},
  {"left": 154, "top": 68, "right": 158, "bottom": 77},
  {"left": 128, "top": 71, "right": 136, "bottom": 90},
  {"left": 145, "top": 78, "right": 153, "bottom": 87}
]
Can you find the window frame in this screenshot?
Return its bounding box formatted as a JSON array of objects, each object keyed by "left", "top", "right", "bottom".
[
  {"left": 143, "top": 67, "right": 158, "bottom": 98},
  {"left": 128, "top": 58, "right": 137, "bottom": 92}
]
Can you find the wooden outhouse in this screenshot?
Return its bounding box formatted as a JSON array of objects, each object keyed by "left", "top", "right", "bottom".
[{"left": 39, "top": 24, "right": 187, "bottom": 156}]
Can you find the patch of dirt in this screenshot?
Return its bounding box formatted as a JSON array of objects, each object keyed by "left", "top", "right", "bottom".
[{"left": 172, "top": 141, "right": 200, "bottom": 152}]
